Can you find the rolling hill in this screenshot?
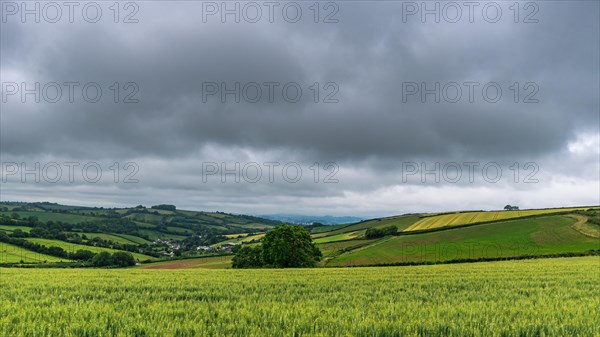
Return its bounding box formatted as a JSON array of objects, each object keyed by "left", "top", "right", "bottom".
[
  {"left": 1, "top": 202, "right": 598, "bottom": 268},
  {"left": 324, "top": 215, "right": 599, "bottom": 266},
  {"left": 141, "top": 206, "right": 600, "bottom": 269},
  {"left": 307, "top": 206, "right": 599, "bottom": 267},
  {"left": 0, "top": 201, "right": 282, "bottom": 265}
]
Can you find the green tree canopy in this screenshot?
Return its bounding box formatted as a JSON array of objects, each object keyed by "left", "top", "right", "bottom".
[
  {"left": 233, "top": 225, "right": 322, "bottom": 269},
  {"left": 231, "top": 246, "right": 263, "bottom": 268},
  {"left": 91, "top": 251, "right": 113, "bottom": 267},
  {"left": 111, "top": 252, "right": 136, "bottom": 267},
  {"left": 365, "top": 225, "right": 397, "bottom": 239},
  {"left": 72, "top": 249, "right": 96, "bottom": 261}
]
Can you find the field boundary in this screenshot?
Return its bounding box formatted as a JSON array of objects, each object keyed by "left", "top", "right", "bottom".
[{"left": 330, "top": 249, "right": 600, "bottom": 268}]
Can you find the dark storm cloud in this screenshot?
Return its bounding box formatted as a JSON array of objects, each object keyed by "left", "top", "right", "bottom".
[
  {"left": 1, "top": 1, "right": 598, "bottom": 214},
  {"left": 2, "top": 1, "right": 598, "bottom": 159}
]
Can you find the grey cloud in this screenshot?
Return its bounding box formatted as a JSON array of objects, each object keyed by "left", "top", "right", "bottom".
[{"left": 1, "top": 1, "right": 598, "bottom": 215}]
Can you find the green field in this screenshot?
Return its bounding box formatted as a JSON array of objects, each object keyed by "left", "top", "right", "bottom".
[
  {"left": 139, "top": 229, "right": 187, "bottom": 241},
  {"left": 317, "top": 239, "right": 376, "bottom": 257},
  {"left": 313, "top": 231, "right": 363, "bottom": 244},
  {"left": 78, "top": 233, "right": 140, "bottom": 245},
  {"left": 224, "top": 233, "right": 250, "bottom": 239},
  {"left": 313, "top": 215, "right": 420, "bottom": 238},
  {"left": 77, "top": 232, "right": 152, "bottom": 246},
  {"left": 231, "top": 222, "right": 273, "bottom": 230},
  {"left": 25, "top": 238, "right": 156, "bottom": 261},
  {"left": 165, "top": 226, "right": 195, "bottom": 234},
  {"left": 115, "top": 233, "right": 152, "bottom": 245},
  {"left": 0, "top": 257, "right": 597, "bottom": 336},
  {"left": 310, "top": 223, "right": 351, "bottom": 233},
  {"left": 140, "top": 256, "right": 233, "bottom": 269},
  {"left": 327, "top": 215, "right": 599, "bottom": 266},
  {"left": 124, "top": 213, "right": 166, "bottom": 223},
  {"left": 406, "top": 207, "right": 594, "bottom": 232},
  {"left": 0, "top": 211, "right": 99, "bottom": 224},
  {"left": 0, "top": 242, "right": 71, "bottom": 263},
  {"left": 0, "top": 225, "right": 33, "bottom": 233},
  {"left": 134, "top": 221, "right": 157, "bottom": 229},
  {"left": 211, "top": 233, "right": 266, "bottom": 247}
]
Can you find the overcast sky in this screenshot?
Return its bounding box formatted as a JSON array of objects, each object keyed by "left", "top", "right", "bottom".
[{"left": 1, "top": 1, "right": 598, "bottom": 217}]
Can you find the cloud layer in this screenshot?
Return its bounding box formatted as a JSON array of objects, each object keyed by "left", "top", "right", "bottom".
[{"left": 1, "top": 1, "right": 598, "bottom": 216}]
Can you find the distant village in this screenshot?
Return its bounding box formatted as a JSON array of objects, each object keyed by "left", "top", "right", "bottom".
[{"left": 153, "top": 238, "right": 237, "bottom": 257}]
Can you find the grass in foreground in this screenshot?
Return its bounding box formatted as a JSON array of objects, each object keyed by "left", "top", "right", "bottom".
[
  {"left": 140, "top": 255, "right": 233, "bottom": 269},
  {"left": 0, "top": 257, "right": 598, "bottom": 337}
]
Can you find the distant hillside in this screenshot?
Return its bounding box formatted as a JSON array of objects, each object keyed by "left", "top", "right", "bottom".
[
  {"left": 259, "top": 214, "right": 365, "bottom": 225},
  {"left": 309, "top": 206, "right": 600, "bottom": 267},
  {"left": 2, "top": 202, "right": 598, "bottom": 268},
  {"left": 324, "top": 215, "right": 599, "bottom": 266},
  {"left": 0, "top": 201, "right": 282, "bottom": 265}
]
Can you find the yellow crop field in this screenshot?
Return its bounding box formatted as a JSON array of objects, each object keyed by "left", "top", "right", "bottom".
[
  {"left": 405, "top": 207, "right": 594, "bottom": 231},
  {"left": 1, "top": 256, "right": 598, "bottom": 336}
]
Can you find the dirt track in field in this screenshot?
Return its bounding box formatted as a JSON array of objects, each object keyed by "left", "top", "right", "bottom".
[{"left": 568, "top": 214, "right": 600, "bottom": 238}]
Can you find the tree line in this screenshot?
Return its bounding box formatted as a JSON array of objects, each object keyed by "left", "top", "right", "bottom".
[{"left": 0, "top": 232, "right": 136, "bottom": 266}]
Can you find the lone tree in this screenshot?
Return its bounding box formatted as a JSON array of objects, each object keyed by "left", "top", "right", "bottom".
[
  {"left": 232, "top": 225, "right": 322, "bottom": 268},
  {"left": 231, "top": 246, "right": 263, "bottom": 268},
  {"left": 91, "top": 251, "right": 136, "bottom": 267},
  {"left": 111, "top": 252, "right": 136, "bottom": 267}
]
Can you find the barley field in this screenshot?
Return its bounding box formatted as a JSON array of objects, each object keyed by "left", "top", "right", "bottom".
[
  {"left": 405, "top": 208, "right": 594, "bottom": 232},
  {"left": 1, "top": 256, "right": 598, "bottom": 337}
]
